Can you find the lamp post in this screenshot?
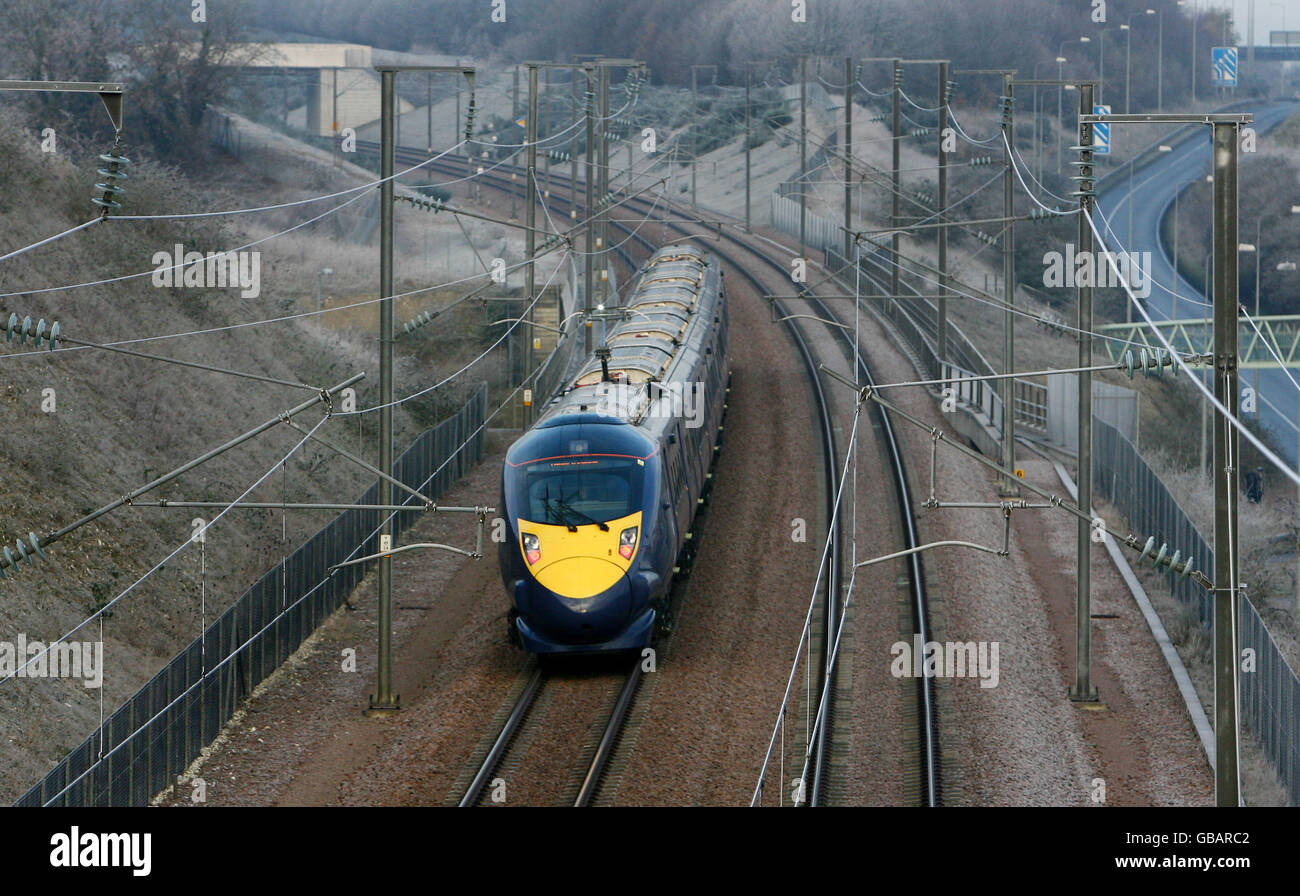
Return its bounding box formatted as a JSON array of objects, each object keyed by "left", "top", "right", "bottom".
[
  {"left": 1159, "top": 3, "right": 1189, "bottom": 110},
  {"left": 1057, "top": 38, "right": 1090, "bottom": 174},
  {"left": 1031, "top": 62, "right": 1047, "bottom": 185},
  {"left": 1056, "top": 56, "right": 1066, "bottom": 176},
  {"left": 1191, "top": 0, "right": 1199, "bottom": 103},
  {"left": 1119, "top": 22, "right": 1133, "bottom": 112},
  {"left": 1100, "top": 27, "right": 1126, "bottom": 106}
]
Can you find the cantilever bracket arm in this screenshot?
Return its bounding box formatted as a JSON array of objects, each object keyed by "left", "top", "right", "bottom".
[
  {"left": 0, "top": 80, "right": 124, "bottom": 130},
  {"left": 329, "top": 542, "right": 481, "bottom": 571}
]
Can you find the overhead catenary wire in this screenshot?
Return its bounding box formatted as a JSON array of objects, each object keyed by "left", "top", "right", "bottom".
[
  {"left": 1, "top": 411, "right": 332, "bottom": 687},
  {"left": 841, "top": 230, "right": 1154, "bottom": 351},
  {"left": 5, "top": 132, "right": 581, "bottom": 303},
  {"left": 54, "top": 333, "right": 323, "bottom": 392},
  {"left": 947, "top": 108, "right": 1001, "bottom": 145},
  {"left": 898, "top": 88, "right": 943, "bottom": 113},
  {"left": 337, "top": 246, "right": 571, "bottom": 416},
  {"left": 37, "top": 373, "right": 526, "bottom": 806},
  {"left": 0, "top": 190, "right": 370, "bottom": 301},
  {"left": 1087, "top": 206, "right": 1300, "bottom": 490},
  {"left": 0, "top": 231, "right": 572, "bottom": 363},
  {"left": 0, "top": 217, "right": 102, "bottom": 265},
  {"left": 1091, "top": 199, "right": 1212, "bottom": 310},
  {"left": 40, "top": 255, "right": 589, "bottom": 795},
  {"left": 112, "top": 139, "right": 469, "bottom": 221},
  {"left": 1002, "top": 131, "right": 1077, "bottom": 215},
  {"left": 753, "top": 404, "right": 862, "bottom": 805},
  {"left": 1240, "top": 306, "right": 1300, "bottom": 396}
]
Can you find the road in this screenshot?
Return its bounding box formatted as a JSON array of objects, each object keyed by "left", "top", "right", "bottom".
[{"left": 1096, "top": 101, "right": 1299, "bottom": 465}]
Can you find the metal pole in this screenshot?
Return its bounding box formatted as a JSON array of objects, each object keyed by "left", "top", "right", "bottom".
[
  {"left": 1126, "top": 27, "right": 1132, "bottom": 114},
  {"left": 1202, "top": 380, "right": 1208, "bottom": 482},
  {"left": 745, "top": 65, "right": 752, "bottom": 233},
  {"left": 369, "top": 68, "right": 399, "bottom": 716},
  {"left": 1255, "top": 219, "right": 1261, "bottom": 417},
  {"left": 1128, "top": 157, "right": 1135, "bottom": 323},
  {"left": 800, "top": 56, "right": 808, "bottom": 259},
  {"left": 1158, "top": 9, "right": 1164, "bottom": 110},
  {"left": 1248, "top": 0, "right": 1255, "bottom": 93},
  {"left": 1058, "top": 58, "right": 1064, "bottom": 176},
  {"left": 599, "top": 64, "right": 610, "bottom": 308},
  {"left": 1033, "top": 83, "right": 1040, "bottom": 185},
  {"left": 544, "top": 66, "right": 552, "bottom": 196},
  {"left": 1000, "top": 73, "right": 1019, "bottom": 497},
  {"left": 1212, "top": 119, "right": 1241, "bottom": 807},
  {"left": 692, "top": 66, "right": 699, "bottom": 208},
  {"left": 937, "top": 62, "right": 950, "bottom": 366},
  {"left": 891, "top": 58, "right": 901, "bottom": 312},
  {"left": 1070, "top": 82, "right": 1098, "bottom": 703},
  {"left": 1192, "top": 15, "right": 1198, "bottom": 103},
  {"left": 1173, "top": 189, "right": 1180, "bottom": 320},
  {"left": 526, "top": 64, "right": 539, "bottom": 427},
  {"left": 844, "top": 57, "right": 853, "bottom": 261},
  {"left": 569, "top": 60, "right": 578, "bottom": 215},
  {"left": 1099, "top": 32, "right": 1106, "bottom": 107},
  {"left": 427, "top": 72, "right": 432, "bottom": 152},
  {"left": 583, "top": 64, "right": 596, "bottom": 355}
]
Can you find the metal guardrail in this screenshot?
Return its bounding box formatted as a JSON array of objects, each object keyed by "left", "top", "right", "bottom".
[{"left": 14, "top": 386, "right": 488, "bottom": 807}]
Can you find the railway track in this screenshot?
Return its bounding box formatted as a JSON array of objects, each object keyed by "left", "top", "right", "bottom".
[
  {"left": 455, "top": 660, "right": 642, "bottom": 807},
  {"left": 378, "top": 141, "right": 935, "bottom": 805}
]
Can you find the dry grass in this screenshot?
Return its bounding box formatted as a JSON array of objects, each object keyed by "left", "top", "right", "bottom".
[{"left": 0, "top": 106, "right": 533, "bottom": 800}]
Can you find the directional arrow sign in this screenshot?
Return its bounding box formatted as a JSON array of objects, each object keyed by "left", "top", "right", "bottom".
[
  {"left": 1212, "top": 47, "right": 1238, "bottom": 87},
  {"left": 1093, "top": 104, "right": 1111, "bottom": 155}
]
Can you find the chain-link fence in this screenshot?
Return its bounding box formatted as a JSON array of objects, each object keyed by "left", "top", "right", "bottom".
[
  {"left": 1094, "top": 416, "right": 1299, "bottom": 805},
  {"left": 14, "top": 385, "right": 487, "bottom": 807},
  {"left": 773, "top": 133, "right": 1299, "bottom": 804},
  {"left": 1240, "top": 597, "right": 1300, "bottom": 805}
]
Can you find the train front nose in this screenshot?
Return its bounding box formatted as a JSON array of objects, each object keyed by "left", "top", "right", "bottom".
[{"left": 516, "top": 558, "right": 633, "bottom": 644}]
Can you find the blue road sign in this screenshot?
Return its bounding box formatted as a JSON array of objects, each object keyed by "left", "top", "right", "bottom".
[
  {"left": 1093, "top": 104, "right": 1111, "bottom": 155},
  {"left": 1212, "top": 47, "right": 1238, "bottom": 87}
]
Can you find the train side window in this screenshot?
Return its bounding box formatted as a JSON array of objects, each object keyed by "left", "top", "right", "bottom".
[
  {"left": 666, "top": 438, "right": 682, "bottom": 498},
  {"left": 673, "top": 426, "right": 690, "bottom": 501}
]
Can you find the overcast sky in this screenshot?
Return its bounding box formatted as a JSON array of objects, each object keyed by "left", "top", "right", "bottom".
[{"left": 1223, "top": 0, "right": 1294, "bottom": 43}]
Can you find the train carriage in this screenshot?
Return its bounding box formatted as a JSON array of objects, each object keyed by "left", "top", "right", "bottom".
[{"left": 498, "top": 244, "right": 729, "bottom": 654}]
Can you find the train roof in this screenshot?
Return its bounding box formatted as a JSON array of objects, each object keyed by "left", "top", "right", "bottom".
[
  {"left": 534, "top": 243, "right": 723, "bottom": 433},
  {"left": 573, "top": 245, "right": 713, "bottom": 388}
]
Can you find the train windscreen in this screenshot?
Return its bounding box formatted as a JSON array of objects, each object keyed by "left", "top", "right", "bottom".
[{"left": 515, "top": 455, "right": 646, "bottom": 526}]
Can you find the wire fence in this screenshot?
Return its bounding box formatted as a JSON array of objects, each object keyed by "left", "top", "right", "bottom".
[
  {"left": 14, "top": 384, "right": 487, "bottom": 807},
  {"left": 778, "top": 145, "right": 1299, "bottom": 804},
  {"left": 1094, "top": 416, "right": 1298, "bottom": 805}
]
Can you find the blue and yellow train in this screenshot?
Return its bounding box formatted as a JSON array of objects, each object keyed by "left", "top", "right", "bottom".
[{"left": 498, "top": 245, "right": 730, "bottom": 654}]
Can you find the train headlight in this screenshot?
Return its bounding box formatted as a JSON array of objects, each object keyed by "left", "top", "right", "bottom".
[
  {"left": 522, "top": 532, "right": 541, "bottom": 565},
  {"left": 618, "top": 526, "right": 638, "bottom": 560}
]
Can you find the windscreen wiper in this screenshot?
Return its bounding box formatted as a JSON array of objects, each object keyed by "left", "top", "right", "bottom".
[
  {"left": 540, "top": 488, "right": 577, "bottom": 531},
  {"left": 557, "top": 493, "right": 609, "bottom": 531}
]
